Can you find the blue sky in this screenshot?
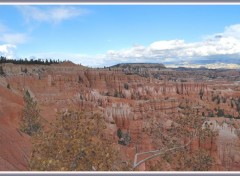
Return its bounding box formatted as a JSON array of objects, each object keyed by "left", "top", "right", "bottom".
[{"left": 0, "top": 5, "right": 240, "bottom": 68}]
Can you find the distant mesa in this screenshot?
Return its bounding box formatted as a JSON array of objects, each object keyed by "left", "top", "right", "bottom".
[{"left": 110, "top": 63, "right": 166, "bottom": 69}]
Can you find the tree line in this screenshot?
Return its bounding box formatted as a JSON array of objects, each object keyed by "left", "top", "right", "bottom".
[{"left": 0, "top": 56, "right": 63, "bottom": 65}]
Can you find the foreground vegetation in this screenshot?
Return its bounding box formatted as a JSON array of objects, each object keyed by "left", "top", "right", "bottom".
[{"left": 29, "top": 110, "right": 132, "bottom": 171}]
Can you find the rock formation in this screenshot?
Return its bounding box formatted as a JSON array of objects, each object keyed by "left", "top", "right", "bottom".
[{"left": 0, "top": 62, "right": 240, "bottom": 171}]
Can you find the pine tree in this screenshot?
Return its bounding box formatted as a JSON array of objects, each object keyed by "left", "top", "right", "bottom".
[
  {"left": 20, "top": 90, "right": 42, "bottom": 136},
  {"left": 7, "top": 83, "right": 10, "bottom": 89}
]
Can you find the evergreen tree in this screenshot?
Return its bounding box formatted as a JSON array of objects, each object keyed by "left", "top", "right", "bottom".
[
  {"left": 117, "top": 128, "right": 123, "bottom": 139},
  {"left": 7, "top": 83, "right": 10, "bottom": 89},
  {"left": 20, "top": 90, "right": 43, "bottom": 136}
]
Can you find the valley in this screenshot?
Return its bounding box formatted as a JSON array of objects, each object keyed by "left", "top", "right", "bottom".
[{"left": 0, "top": 62, "right": 240, "bottom": 171}]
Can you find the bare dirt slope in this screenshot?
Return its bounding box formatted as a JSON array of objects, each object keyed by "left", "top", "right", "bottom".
[{"left": 0, "top": 85, "right": 31, "bottom": 171}]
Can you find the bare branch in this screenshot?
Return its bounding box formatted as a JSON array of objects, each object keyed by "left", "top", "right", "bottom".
[{"left": 133, "top": 132, "right": 196, "bottom": 169}]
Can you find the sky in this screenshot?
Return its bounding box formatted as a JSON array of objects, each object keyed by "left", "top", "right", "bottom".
[{"left": 0, "top": 5, "right": 240, "bottom": 68}]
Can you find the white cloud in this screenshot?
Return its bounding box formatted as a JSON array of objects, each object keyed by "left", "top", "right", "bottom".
[
  {"left": 223, "top": 24, "right": 240, "bottom": 39},
  {"left": 0, "top": 44, "right": 16, "bottom": 59},
  {"left": 0, "top": 21, "right": 28, "bottom": 45},
  {"left": 0, "top": 33, "right": 28, "bottom": 45},
  {"left": 150, "top": 40, "right": 185, "bottom": 51},
  {"left": 17, "top": 6, "right": 89, "bottom": 24}
]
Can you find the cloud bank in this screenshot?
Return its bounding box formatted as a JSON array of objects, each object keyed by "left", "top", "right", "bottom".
[
  {"left": 104, "top": 24, "right": 240, "bottom": 67},
  {"left": 33, "top": 24, "right": 240, "bottom": 69}
]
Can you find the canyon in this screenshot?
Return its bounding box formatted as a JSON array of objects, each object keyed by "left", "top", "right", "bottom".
[{"left": 0, "top": 62, "right": 240, "bottom": 171}]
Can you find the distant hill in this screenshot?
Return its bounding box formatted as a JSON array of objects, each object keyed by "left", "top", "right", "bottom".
[
  {"left": 109, "top": 63, "right": 167, "bottom": 78},
  {"left": 110, "top": 63, "right": 166, "bottom": 69},
  {"left": 53, "top": 60, "right": 77, "bottom": 67},
  {"left": 173, "top": 67, "right": 210, "bottom": 71}
]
